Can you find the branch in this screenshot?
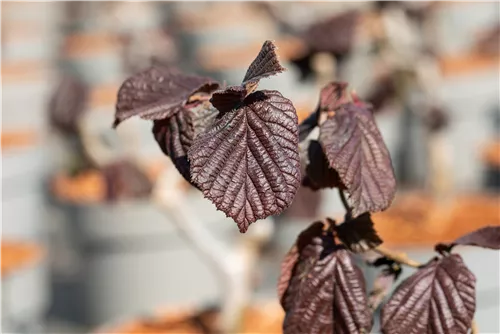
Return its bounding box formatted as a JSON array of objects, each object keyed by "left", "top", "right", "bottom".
[
  {"left": 337, "top": 188, "right": 353, "bottom": 220},
  {"left": 471, "top": 319, "right": 479, "bottom": 334},
  {"left": 373, "top": 245, "right": 422, "bottom": 268},
  {"left": 152, "top": 166, "right": 251, "bottom": 334}
]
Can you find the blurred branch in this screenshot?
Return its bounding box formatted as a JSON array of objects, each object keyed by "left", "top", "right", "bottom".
[
  {"left": 152, "top": 166, "right": 257, "bottom": 334},
  {"left": 373, "top": 245, "right": 422, "bottom": 268}
]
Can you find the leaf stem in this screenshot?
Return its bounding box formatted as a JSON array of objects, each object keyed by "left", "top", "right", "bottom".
[
  {"left": 373, "top": 245, "right": 422, "bottom": 268},
  {"left": 338, "top": 188, "right": 352, "bottom": 220},
  {"left": 471, "top": 320, "right": 478, "bottom": 334}
]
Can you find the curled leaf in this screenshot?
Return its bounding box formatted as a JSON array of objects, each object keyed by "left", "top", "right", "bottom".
[
  {"left": 318, "top": 81, "right": 349, "bottom": 112},
  {"left": 242, "top": 40, "right": 285, "bottom": 86},
  {"left": 319, "top": 102, "right": 396, "bottom": 216},
  {"left": 381, "top": 254, "right": 476, "bottom": 334},
  {"left": 153, "top": 103, "right": 219, "bottom": 183},
  {"left": 189, "top": 90, "right": 300, "bottom": 232},
  {"left": 302, "top": 140, "right": 345, "bottom": 191},
  {"left": 48, "top": 74, "right": 89, "bottom": 135},
  {"left": 333, "top": 213, "right": 383, "bottom": 253},
  {"left": 210, "top": 86, "right": 247, "bottom": 115},
  {"left": 114, "top": 66, "right": 219, "bottom": 127},
  {"left": 436, "top": 225, "right": 500, "bottom": 253},
  {"left": 280, "top": 222, "right": 373, "bottom": 334}
]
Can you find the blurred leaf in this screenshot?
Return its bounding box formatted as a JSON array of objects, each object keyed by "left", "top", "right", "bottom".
[
  {"left": 304, "top": 10, "right": 360, "bottom": 56},
  {"left": 48, "top": 74, "right": 89, "bottom": 135},
  {"left": 102, "top": 160, "right": 153, "bottom": 201},
  {"left": 381, "top": 254, "right": 476, "bottom": 334},
  {"left": 318, "top": 81, "right": 349, "bottom": 112}
]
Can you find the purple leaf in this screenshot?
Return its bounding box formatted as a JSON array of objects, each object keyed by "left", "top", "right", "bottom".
[
  {"left": 278, "top": 222, "right": 324, "bottom": 305},
  {"left": 381, "top": 254, "right": 476, "bottom": 334},
  {"left": 333, "top": 213, "right": 383, "bottom": 253},
  {"left": 102, "top": 160, "right": 153, "bottom": 201},
  {"left": 280, "top": 222, "right": 373, "bottom": 334},
  {"left": 48, "top": 74, "right": 89, "bottom": 135},
  {"left": 114, "top": 66, "right": 219, "bottom": 127},
  {"left": 304, "top": 10, "right": 360, "bottom": 56},
  {"left": 242, "top": 40, "right": 285, "bottom": 86},
  {"left": 318, "top": 81, "right": 349, "bottom": 112},
  {"left": 319, "top": 102, "right": 396, "bottom": 216},
  {"left": 153, "top": 103, "right": 219, "bottom": 183},
  {"left": 189, "top": 90, "right": 300, "bottom": 232},
  {"left": 364, "top": 73, "right": 397, "bottom": 113},
  {"left": 436, "top": 225, "right": 500, "bottom": 252},
  {"left": 302, "top": 140, "right": 345, "bottom": 191},
  {"left": 210, "top": 86, "right": 247, "bottom": 115}
]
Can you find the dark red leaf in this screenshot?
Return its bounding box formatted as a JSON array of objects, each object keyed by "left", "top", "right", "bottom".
[
  {"left": 102, "top": 160, "right": 153, "bottom": 201},
  {"left": 319, "top": 102, "right": 396, "bottom": 216},
  {"left": 423, "top": 106, "right": 450, "bottom": 133},
  {"left": 242, "top": 40, "right": 285, "bottom": 86},
  {"left": 280, "top": 222, "right": 373, "bottom": 334},
  {"left": 318, "top": 81, "right": 349, "bottom": 112},
  {"left": 304, "top": 10, "right": 360, "bottom": 56},
  {"left": 333, "top": 213, "right": 383, "bottom": 253},
  {"left": 368, "top": 259, "right": 402, "bottom": 311},
  {"left": 153, "top": 103, "right": 219, "bottom": 183},
  {"left": 189, "top": 90, "right": 300, "bottom": 232},
  {"left": 437, "top": 225, "right": 500, "bottom": 252},
  {"left": 209, "top": 86, "right": 247, "bottom": 115},
  {"left": 114, "top": 66, "right": 219, "bottom": 127},
  {"left": 48, "top": 74, "right": 89, "bottom": 135},
  {"left": 281, "top": 186, "right": 323, "bottom": 220},
  {"left": 381, "top": 254, "right": 476, "bottom": 334},
  {"left": 278, "top": 222, "right": 324, "bottom": 305},
  {"left": 364, "top": 73, "right": 397, "bottom": 113},
  {"left": 302, "top": 140, "right": 345, "bottom": 191}
]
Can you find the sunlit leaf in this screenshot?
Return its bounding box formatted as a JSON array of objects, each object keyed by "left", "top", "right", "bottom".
[
  {"left": 189, "top": 90, "right": 300, "bottom": 232},
  {"left": 436, "top": 225, "right": 500, "bottom": 253},
  {"left": 381, "top": 254, "right": 476, "bottom": 334},
  {"left": 114, "top": 66, "right": 218, "bottom": 127},
  {"left": 242, "top": 40, "right": 285, "bottom": 86},
  {"left": 279, "top": 222, "right": 373, "bottom": 334},
  {"left": 319, "top": 102, "right": 396, "bottom": 216}
]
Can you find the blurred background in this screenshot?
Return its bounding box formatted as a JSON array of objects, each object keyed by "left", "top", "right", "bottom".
[{"left": 1, "top": 1, "right": 499, "bottom": 333}]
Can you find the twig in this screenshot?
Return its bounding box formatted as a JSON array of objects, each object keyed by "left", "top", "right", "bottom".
[
  {"left": 471, "top": 319, "right": 478, "bottom": 334},
  {"left": 373, "top": 245, "right": 422, "bottom": 268},
  {"left": 152, "top": 166, "right": 250, "bottom": 334},
  {"left": 338, "top": 188, "right": 353, "bottom": 220}
]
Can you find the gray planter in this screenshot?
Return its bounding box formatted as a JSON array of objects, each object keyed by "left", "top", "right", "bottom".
[
  {"left": 48, "top": 191, "right": 250, "bottom": 327},
  {"left": 1, "top": 250, "right": 49, "bottom": 334},
  {"left": 2, "top": 146, "right": 49, "bottom": 241}
]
